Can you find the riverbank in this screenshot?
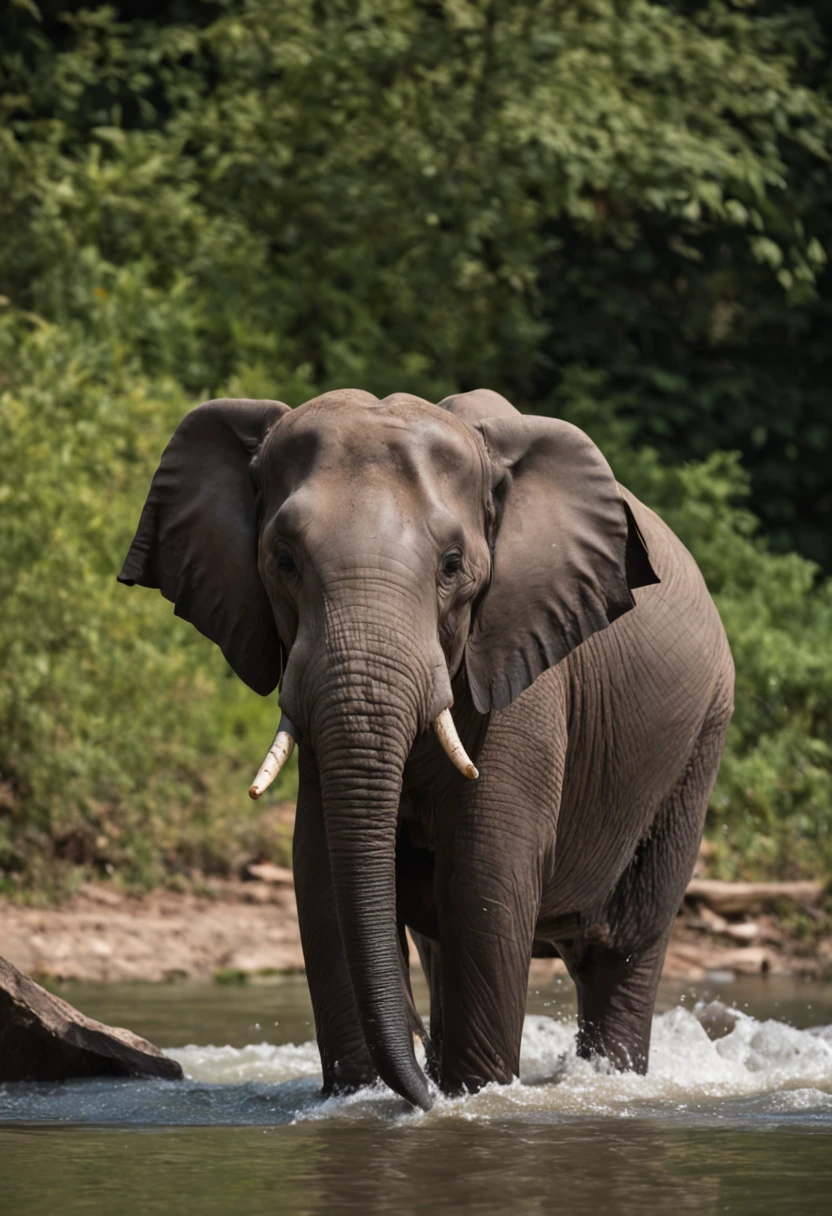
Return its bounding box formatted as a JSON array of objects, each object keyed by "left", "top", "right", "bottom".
[{"left": 2, "top": 868, "right": 829, "bottom": 985}]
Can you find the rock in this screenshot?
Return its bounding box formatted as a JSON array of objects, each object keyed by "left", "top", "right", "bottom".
[
  {"left": 0, "top": 955, "right": 183, "bottom": 1083},
  {"left": 694, "top": 999, "right": 740, "bottom": 1040}
]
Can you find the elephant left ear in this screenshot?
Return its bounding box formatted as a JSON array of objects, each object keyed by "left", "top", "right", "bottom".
[{"left": 466, "top": 415, "right": 659, "bottom": 713}]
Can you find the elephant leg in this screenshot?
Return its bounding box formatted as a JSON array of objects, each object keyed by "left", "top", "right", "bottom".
[
  {"left": 411, "top": 931, "right": 443, "bottom": 1082},
  {"left": 435, "top": 816, "right": 541, "bottom": 1094},
  {"left": 293, "top": 761, "right": 376, "bottom": 1094},
  {"left": 568, "top": 939, "right": 666, "bottom": 1072},
  {"left": 566, "top": 703, "right": 731, "bottom": 1073}
]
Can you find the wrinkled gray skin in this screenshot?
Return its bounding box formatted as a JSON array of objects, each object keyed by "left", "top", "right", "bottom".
[{"left": 120, "top": 389, "right": 734, "bottom": 1111}]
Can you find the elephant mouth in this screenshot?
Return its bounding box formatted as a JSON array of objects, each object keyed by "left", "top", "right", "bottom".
[{"left": 248, "top": 706, "right": 477, "bottom": 800}]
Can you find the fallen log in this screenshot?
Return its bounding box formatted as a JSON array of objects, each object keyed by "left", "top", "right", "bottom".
[
  {"left": 685, "top": 878, "right": 826, "bottom": 916},
  {"left": 0, "top": 954, "right": 183, "bottom": 1083}
]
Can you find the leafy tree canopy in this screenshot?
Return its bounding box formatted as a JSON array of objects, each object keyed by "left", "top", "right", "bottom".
[
  {"left": 1, "top": 0, "right": 830, "bottom": 889},
  {"left": 3, "top": 0, "right": 832, "bottom": 559}
]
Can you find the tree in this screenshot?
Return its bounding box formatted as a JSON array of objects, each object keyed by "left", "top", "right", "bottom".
[{"left": 2, "top": 0, "right": 830, "bottom": 885}]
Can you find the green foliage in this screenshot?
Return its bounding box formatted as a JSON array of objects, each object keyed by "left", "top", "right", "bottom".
[
  {"left": 2, "top": 0, "right": 832, "bottom": 563},
  {"left": 0, "top": 312, "right": 296, "bottom": 896},
  {"left": 680, "top": 470, "right": 832, "bottom": 880},
  {"left": 0, "top": 1, "right": 830, "bottom": 887},
  {"left": 649, "top": 460, "right": 831, "bottom": 880}
]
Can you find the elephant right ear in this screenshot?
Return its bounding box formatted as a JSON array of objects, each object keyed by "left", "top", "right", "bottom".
[{"left": 118, "top": 397, "right": 291, "bottom": 695}]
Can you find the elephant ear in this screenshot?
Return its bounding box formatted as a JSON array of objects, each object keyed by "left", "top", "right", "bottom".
[
  {"left": 118, "top": 397, "right": 291, "bottom": 696},
  {"left": 465, "top": 414, "right": 659, "bottom": 713},
  {"left": 437, "top": 388, "right": 520, "bottom": 427}
]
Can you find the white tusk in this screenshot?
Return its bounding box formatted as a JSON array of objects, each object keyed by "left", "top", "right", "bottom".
[
  {"left": 434, "top": 708, "right": 479, "bottom": 780},
  {"left": 249, "top": 715, "right": 298, "bottom": 800}
]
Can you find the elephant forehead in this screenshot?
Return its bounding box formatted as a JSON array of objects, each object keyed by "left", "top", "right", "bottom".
[{"left": 266, "top": 394, "right": 484, "bottom": 487}]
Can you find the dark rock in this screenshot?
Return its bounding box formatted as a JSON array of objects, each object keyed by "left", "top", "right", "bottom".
[
  {"left": 0, "top": 954, "right": 183, "bottom": 1082},
  {"left": 694, "top": 999, "right": 740, "bottom": 1041}
]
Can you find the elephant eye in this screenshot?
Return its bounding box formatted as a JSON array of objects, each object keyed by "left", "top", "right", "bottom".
[
  {"left": 442, "top": 549, "right": 463, "bottom": 576},
  {"left": 276, "top": 544, "right": 297, "bottom": 576}
]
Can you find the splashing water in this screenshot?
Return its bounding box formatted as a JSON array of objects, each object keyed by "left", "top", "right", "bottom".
[{"left": 3, "top": 1006, "right": 830, "bottom": 1129}]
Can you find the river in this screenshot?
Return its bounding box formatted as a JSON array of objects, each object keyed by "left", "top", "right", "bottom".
[{"left": 1, "top": 973, "right": 831, "bottom": 1213}]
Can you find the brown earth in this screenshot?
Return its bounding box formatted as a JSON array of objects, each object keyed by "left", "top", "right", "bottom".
[
  {"left": 1, "top": 877, "right": 303, "bottom": 984},
  {"left": 2, "top": 867, "right": 829, "bottom": 985}
]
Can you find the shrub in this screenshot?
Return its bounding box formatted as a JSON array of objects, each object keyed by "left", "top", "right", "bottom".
[{"left": 0, "top": 311, "right": 296, "bottom": 896}]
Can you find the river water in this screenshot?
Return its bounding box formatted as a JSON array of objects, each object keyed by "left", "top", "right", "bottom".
[{"left": 1, "top": 973, "right": 831, "bottom": 1213}]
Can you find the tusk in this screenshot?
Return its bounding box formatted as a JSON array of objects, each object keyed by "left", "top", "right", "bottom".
[
  {"left": 434, "top": 708, "right": 479, "bottom": 780},
  {"left": 249, "top": 715, "right": 298, "bottom": 800}
]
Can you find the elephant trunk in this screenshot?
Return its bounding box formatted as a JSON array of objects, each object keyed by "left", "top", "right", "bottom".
[
  {"left": 320, "top": 751, "right": 430, "bottom": 1109},
  {"left": 306, "top": 619, "right": 437, "bottom": 1111}
]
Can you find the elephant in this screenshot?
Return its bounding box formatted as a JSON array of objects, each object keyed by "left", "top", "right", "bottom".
[{"left": 119, "top": 387, "right": 734, "bottom": 1111}]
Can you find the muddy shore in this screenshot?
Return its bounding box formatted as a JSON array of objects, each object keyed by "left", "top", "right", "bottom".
[{"left": 3, "top": 869, "right": 829, "bottom": 985}]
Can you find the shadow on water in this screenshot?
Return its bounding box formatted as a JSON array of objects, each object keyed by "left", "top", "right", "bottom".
[{"left": 0, "top": 974, "right": 831, "bottom": 1214}]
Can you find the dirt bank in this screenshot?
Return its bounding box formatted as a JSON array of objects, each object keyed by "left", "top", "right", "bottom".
[
  {"left": 1, "top": 878, "right": 303, "bottom": 984},
  {"left": 2, "top": 870, "right": 829, "bottom": 985}
]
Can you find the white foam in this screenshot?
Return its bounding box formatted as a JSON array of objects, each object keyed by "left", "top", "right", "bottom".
[
  {"left": 168, "top": 1007, "right": 832, "bottom": 1125},
  {"left": 172, "top": 1039, "right": 322, "bottom": 1085}
]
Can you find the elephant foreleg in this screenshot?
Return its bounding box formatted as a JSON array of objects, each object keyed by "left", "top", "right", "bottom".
[
  {"left": 435, "top": 808, "right": 542, "bottom": 1095},
  {"left": 293, "top": 760, "right": 377, "bottom": 1094}
]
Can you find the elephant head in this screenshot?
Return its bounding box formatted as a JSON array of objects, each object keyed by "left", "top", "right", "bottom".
[{"left": 119, "top": 388, "right": 657, "bottom": 1108}]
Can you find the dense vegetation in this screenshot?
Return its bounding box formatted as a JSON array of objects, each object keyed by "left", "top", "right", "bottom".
[{"left": 1, "top": 0, "right": 830, "bottom": 894}]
